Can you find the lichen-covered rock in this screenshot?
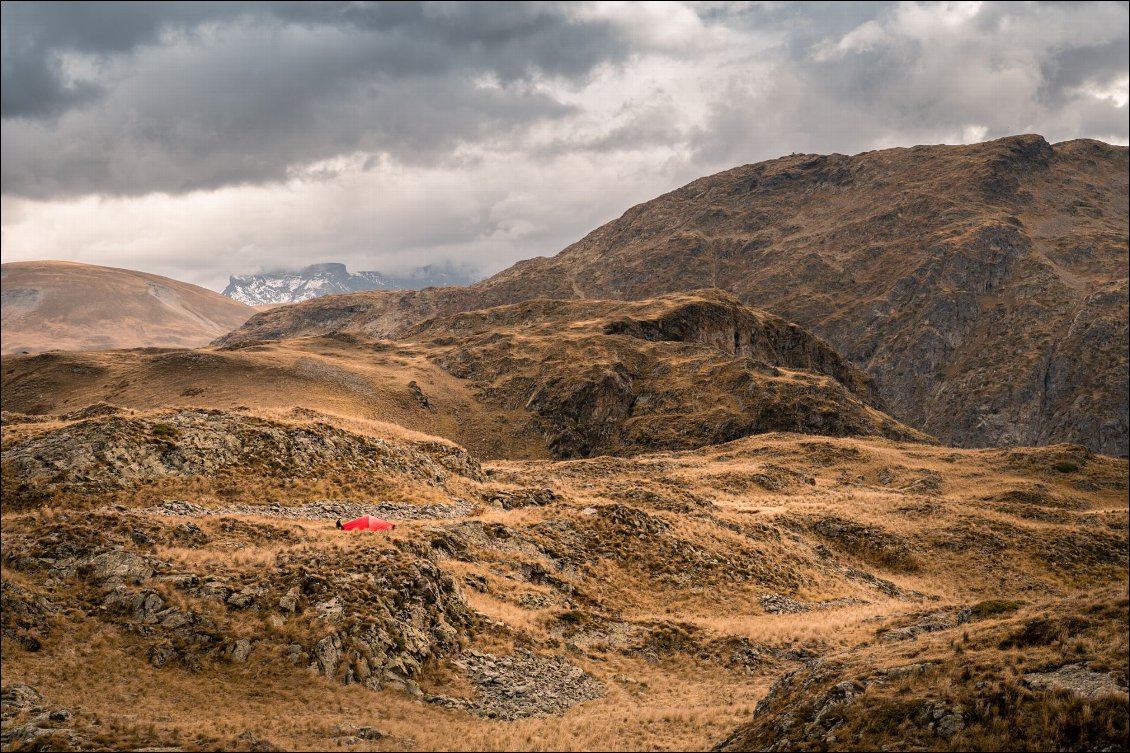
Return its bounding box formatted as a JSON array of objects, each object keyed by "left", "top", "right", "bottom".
[
  {"left": 1, "top": 510, "right": 475, "bottom": 686},
  {"left": 879, "top": 608, "right": 971, "bottom": 643},
  {"left": 0, "top": 685, "right": 90, "bottom": 752},
  {"left": 1022, "top": 664, "right": 1125, "bottom": 699},
  {"left": 425, "top": 649, "right": 603, "bottom": 720},
  {"left": 0, "top": 581, "right": 58, "bottom": 651},
  {"left": 1, "top": 409, "right": 482, "bottom": 496}
]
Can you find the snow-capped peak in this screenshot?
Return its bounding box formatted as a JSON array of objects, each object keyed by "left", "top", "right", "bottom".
[{"left": 222, "top": 262, "right": 476, "bottom": 306}]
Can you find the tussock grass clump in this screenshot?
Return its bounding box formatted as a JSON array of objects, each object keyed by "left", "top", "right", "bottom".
[
  {"left": 998, "top": 616, "right": 1093, "bottom": 650},
  {"left": 151, "top": 422, "right": 178, "bottom": 438},
  {"left": 971, "top": 599, "right": 1024, "bottom": 619},
  {"left": 558, "top": 610, "right": 587, "bottom": 625}
]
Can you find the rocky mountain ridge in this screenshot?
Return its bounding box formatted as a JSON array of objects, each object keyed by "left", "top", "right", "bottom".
[{"left": 222, "top": 262, "right": 477, "bottom": 306}]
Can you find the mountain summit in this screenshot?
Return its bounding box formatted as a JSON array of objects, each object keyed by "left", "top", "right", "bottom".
[
  {"left": 222, "top": 262, "right": 476, "bottom": 305},
  {"left": 220, "top": 135, "right": 1129, "bottom": 455}
]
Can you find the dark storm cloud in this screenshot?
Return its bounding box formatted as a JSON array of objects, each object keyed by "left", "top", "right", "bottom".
[
  {"left": 1, "top": 1, "right": 1127, "bottom": 217},
  {"left": 1, "top": 2, "right": 623, "bottom": 118},
  {"left": 1040, "top": 38, "right": 1129, "bottom": 106},
  {"left": 0, "top": 1, "right": 245, "bottom": 118},
  {"left": 270, "top": 1, "right": 630, "bottom": 80},
  {"left": 0, "top": 1, "right": 631, "bottom": 198}
]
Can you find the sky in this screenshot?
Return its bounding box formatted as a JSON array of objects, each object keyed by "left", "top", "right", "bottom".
[{"left": 1, "top": 1, "right": 1128, "bottom": 292}]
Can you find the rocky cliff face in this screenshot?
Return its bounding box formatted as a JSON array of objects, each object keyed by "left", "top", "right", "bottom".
[
  {"left": 482, "top": 136, "right": 1129, "bottom": 455},
  {"left": 218, "top": 136, "right": 1129, "bottom": 455},
  {"left": 412, "top": 292, "right": 926, "bottom": 457}
]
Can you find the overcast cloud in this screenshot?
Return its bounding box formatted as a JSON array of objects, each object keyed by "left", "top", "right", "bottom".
[{"left": 2, "top": 1, "right": 1127, "bottom": 291}]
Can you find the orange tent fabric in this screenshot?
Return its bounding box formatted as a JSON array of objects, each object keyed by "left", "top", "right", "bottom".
[{"left": 339, "top": 515, "right": 395, "bottom": 531}]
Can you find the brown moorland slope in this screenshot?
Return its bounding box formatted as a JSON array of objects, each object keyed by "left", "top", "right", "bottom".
[
  {"left": 1, "top": 261, "right": 254, "bottom": 354},
  {"left": 220, "top": 136, "right": 1129, "bottom": 456},
  {"left": 1, "top": 408, "right": 1126, "bottom": 751},
  {"left": 1, "top": 290, "right": 926, "bottom": 461}
]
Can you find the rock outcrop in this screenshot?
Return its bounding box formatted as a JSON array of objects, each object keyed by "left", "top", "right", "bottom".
[
  {"left": 0, "top": 409, "right": 481, "bottom": 509},
  {"left": 1, "top": 685, "right": 89, "bottom": 752},
  {"left": 714, "top": 602, "right": 1129, "bottom": 752},
  {"left": 406, "top": 291, "right": 924, "bottom": 457},
  {"left": 0, "top": 404, "right": 481, "bottom": 511},
  {"left": 424, "top": 649, "right": 603, "bottom": 720},
  {"left": 1, "top": 511, "right": 474, "bottom": 691}
]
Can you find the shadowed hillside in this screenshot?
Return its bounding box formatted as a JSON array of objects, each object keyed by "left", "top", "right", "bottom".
[{"left": 219, "top": 136, "right": 1129, "bottom": 455}]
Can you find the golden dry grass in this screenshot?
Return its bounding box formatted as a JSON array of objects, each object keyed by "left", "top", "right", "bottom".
[
  {"left": 2, "top": 413, "right": 1126, "bottom": 751},
  {"left": 1, "top": 338, "right": 546, "bottom": 460},
  {"left": 1, "top": 260, "right": 254, "bottom": 354}
]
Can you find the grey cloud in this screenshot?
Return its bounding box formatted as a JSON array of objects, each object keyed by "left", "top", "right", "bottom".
[
  {"left": 705, "top": 1, "right": 899, "bottom": 55},
  {"left": 271, "top": 2, "right": 630, "bottom": 81},
  {"left": 1, "top": 1, "right": 1127, "bottom": 291},
  {"left": 1, "top": 1, "right": 629, "bottom": 198},
  {"left": 692, "top": 1, "right": 1129, "bottom": 168},
  {"left": 0, "top": 33, "right": 102, "bottom": 119},
  {"left": 1, "top": 38, "right": 577, "bottom": 197},
  {"left": 1040, "top": 39, "right": 1129, "bottom": 106},
  {"left": 0, "top": 1, "right": 248, "bottom": 118},
  {"left": 528, "top": 95, "right": 696, "bottom": 160}
]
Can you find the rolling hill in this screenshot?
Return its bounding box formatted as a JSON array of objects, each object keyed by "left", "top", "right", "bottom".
[
  {"left": 1, "top": 261, "right": 254, "bottom": 354},
  {"left": 1, "top": 290, "right": 925, "bottom": 460}
]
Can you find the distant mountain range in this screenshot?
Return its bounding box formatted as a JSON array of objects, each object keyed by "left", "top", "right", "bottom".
[{"left": 221, "top": 262, "right": 478, "bottom": 306}]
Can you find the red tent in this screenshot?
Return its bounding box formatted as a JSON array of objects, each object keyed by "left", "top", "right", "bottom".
[{"left": 338, "top": 515, "right": 395, "bottom": 531}]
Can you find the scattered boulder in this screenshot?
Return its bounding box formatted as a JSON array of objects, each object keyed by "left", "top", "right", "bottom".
[
  {"left": 234, "top": 729, "right": 280, "bottom": 751},
  {"left": 879, "top": 608, "right": 971, "bottom": 642},
  {"left": 1022, "top": 664, "right": 1125, "bottom": 699},
  {"left": 59, "top": 402, "right": 123, "bottom": 421},
  {"left": 1, "top": 581, "right": 57, "bottom": 651},
  {"left": 426, "top": 649, "right": 603, "bottom": 720},
  {"left": 487, "top": 487, "right": 559, "bottom": 510},
  {"left": 0, "top": 685, "right": 89, "bottom": 751},
  {"left": 760, "top": 594, "right": 811, "bottom": 615}
]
